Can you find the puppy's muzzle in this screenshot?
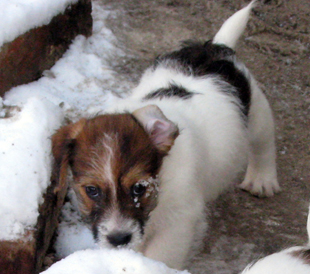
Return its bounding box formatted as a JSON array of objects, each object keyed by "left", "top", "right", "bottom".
[{"left": 107, "top": 232, "right": 132, "bottom": 247}]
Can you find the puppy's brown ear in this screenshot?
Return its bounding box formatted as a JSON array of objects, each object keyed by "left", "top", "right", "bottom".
[
  {"left": 132, "top": 105, "right": 179, "bottom": 153},
  {"left": 52, "top": 119, "right": 86, "bottom": 193}
]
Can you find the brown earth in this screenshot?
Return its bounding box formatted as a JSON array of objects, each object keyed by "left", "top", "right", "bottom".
[{"left": 97, "top": 0, "right": 310, "bottom": 273}]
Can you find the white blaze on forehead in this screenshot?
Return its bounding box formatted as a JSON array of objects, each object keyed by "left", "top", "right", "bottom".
[
  {"left": 90, "top": 133, "right": 118, "bottom": 197},
  {"left": 101, "top": 133, "right": 117, "bottom": 184}
]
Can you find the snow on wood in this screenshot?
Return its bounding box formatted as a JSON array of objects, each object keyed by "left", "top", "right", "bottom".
[
  {"left": 0, "top": 98, "right": 63, "bottom": 241},
  {"left": 0, "top": 0, "right": 92, "bottom": 96},
  {"left": 0, "top": 98, "right": 64, "bottom": 273},
  {"left": 0, "top": 0, "right": 78, "bottom": 46}
]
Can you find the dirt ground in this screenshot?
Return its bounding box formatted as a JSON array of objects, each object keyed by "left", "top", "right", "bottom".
[{"left": 96, "top": 0, "right": 309, "bottom": 273}]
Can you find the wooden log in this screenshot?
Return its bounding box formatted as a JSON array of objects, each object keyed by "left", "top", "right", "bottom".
[
  {"left": 0, "top": 0, "right": 92, "bottom": 97},
  {"left": 0, "top": 239, "right": 35, "bottom": 274},
  {"left": 0, "top": 173, "right": 68, "bottom": 274}
]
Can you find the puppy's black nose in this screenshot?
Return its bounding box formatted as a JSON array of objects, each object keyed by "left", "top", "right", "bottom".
[{"left": 107, "top": 232, "right": 132, "bottom": 247}]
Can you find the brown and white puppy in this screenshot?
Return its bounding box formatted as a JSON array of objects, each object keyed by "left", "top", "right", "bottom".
[
  {"left": 52, "top": 1, "right": 280, "bottom": 269},
  {"left": 53, "top": 110, "right": 177, "bottom": 248}
]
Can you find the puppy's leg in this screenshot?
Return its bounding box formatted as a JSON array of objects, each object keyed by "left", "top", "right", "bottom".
[
  {"left": 143, "top": 199, "right": 206, "bottom": 270},
  {"left": 239, "top": 83, "right": 281, "bottom": 197}
]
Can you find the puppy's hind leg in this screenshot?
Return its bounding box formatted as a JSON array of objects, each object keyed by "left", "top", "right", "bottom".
[{"left": 239, "top": 82, "right": 281, "bottom": 197}]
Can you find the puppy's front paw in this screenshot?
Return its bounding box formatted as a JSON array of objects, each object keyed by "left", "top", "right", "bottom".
[{"left": 239, "top": 177, "right": 281, "bottom": 197}]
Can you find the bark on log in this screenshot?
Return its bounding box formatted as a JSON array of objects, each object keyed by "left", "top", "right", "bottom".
[
  {"left": 0, "top": 176, "right": 68, "bottom": 274},
  {"left": 0, "top": 0, "right": 92, "bottom": 97}
]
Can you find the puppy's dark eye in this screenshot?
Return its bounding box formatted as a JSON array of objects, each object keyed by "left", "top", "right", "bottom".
[
  {"left": 132, "top": 183, "right": 146, "bottom": 197},
  {"left": 85, "top": 186, "right": 99, "bottom": 198}
]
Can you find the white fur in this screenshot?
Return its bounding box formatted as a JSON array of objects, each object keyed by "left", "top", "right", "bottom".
[
  {"left": 213, "top": 0, "right": 257, "bottom": 49},
  {"left": 241, "top": 206, "right": 310, "bottom": 274},
  {"left": 97, "top": 209, "right": 142, "bottom": 250},
  {"left": 103, "top": 2, "right": 279, "bottom": 269},
  {"left": 89, "top": 133, "right": 118, "bottom": 198},
  {"left": 238, "top": 75, "right": 280, "bottom": 196}
]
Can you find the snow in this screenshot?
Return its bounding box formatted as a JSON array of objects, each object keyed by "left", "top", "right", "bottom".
[
  {"left": 54, "top": 189, "right": 97, "bottom": 258},
  {"left": 0, "top": 0, "right": 78, "bottom": 47},
  {"left": 41, "top": 248, "right": 190, "bottom": 274},
  {"left": 5, "top": 4, "right": 131, "bottom": 120},
  {"left": 0, "top": 97, "right": 63, "bottom": 241}
]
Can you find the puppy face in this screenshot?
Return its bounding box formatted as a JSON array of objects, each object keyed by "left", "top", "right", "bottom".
[{"left": 52, "top": 105, "right": 179, "bottom": 249}]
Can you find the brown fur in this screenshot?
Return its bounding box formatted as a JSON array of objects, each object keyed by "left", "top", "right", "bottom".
[{"left": 52, "top": 118, "right": 86, "bottom": 193}]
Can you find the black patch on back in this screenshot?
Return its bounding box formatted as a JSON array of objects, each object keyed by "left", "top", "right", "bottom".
[
  {"left": 207, "top": 59, "right": 250, "bottom": 115},
  {"left": 291, "top": 248, "right": 310, "bottom": 265},
  {"left": 155, "top": 40, "right": 251, "bottom": 115},
  {"left": 155, "top": 40, "right": 235, "bottom": 75},
  {"left": 143, "top": 84, "right": 197, "bottom": 101}
]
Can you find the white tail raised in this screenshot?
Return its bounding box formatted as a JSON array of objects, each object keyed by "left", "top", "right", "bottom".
[{"left": 213, "top": 0, "right": 257, "bottom": 49}]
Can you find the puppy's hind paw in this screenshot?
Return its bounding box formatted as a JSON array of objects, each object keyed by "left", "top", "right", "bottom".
[{"left": 239, "top": 178, "right": 281, "bottom": 198}]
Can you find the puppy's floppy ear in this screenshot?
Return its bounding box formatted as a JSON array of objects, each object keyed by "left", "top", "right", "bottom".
[
  {"left": 52, "top": 118, "right": 86, "bottom": 193},
  {"left": 133, "top": 105, "right": 179, "bottom": 153}
]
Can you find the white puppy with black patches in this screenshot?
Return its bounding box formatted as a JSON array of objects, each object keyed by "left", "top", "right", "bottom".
[{"left": 52, "top": 1, "right": 280, "bottom": 270}]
